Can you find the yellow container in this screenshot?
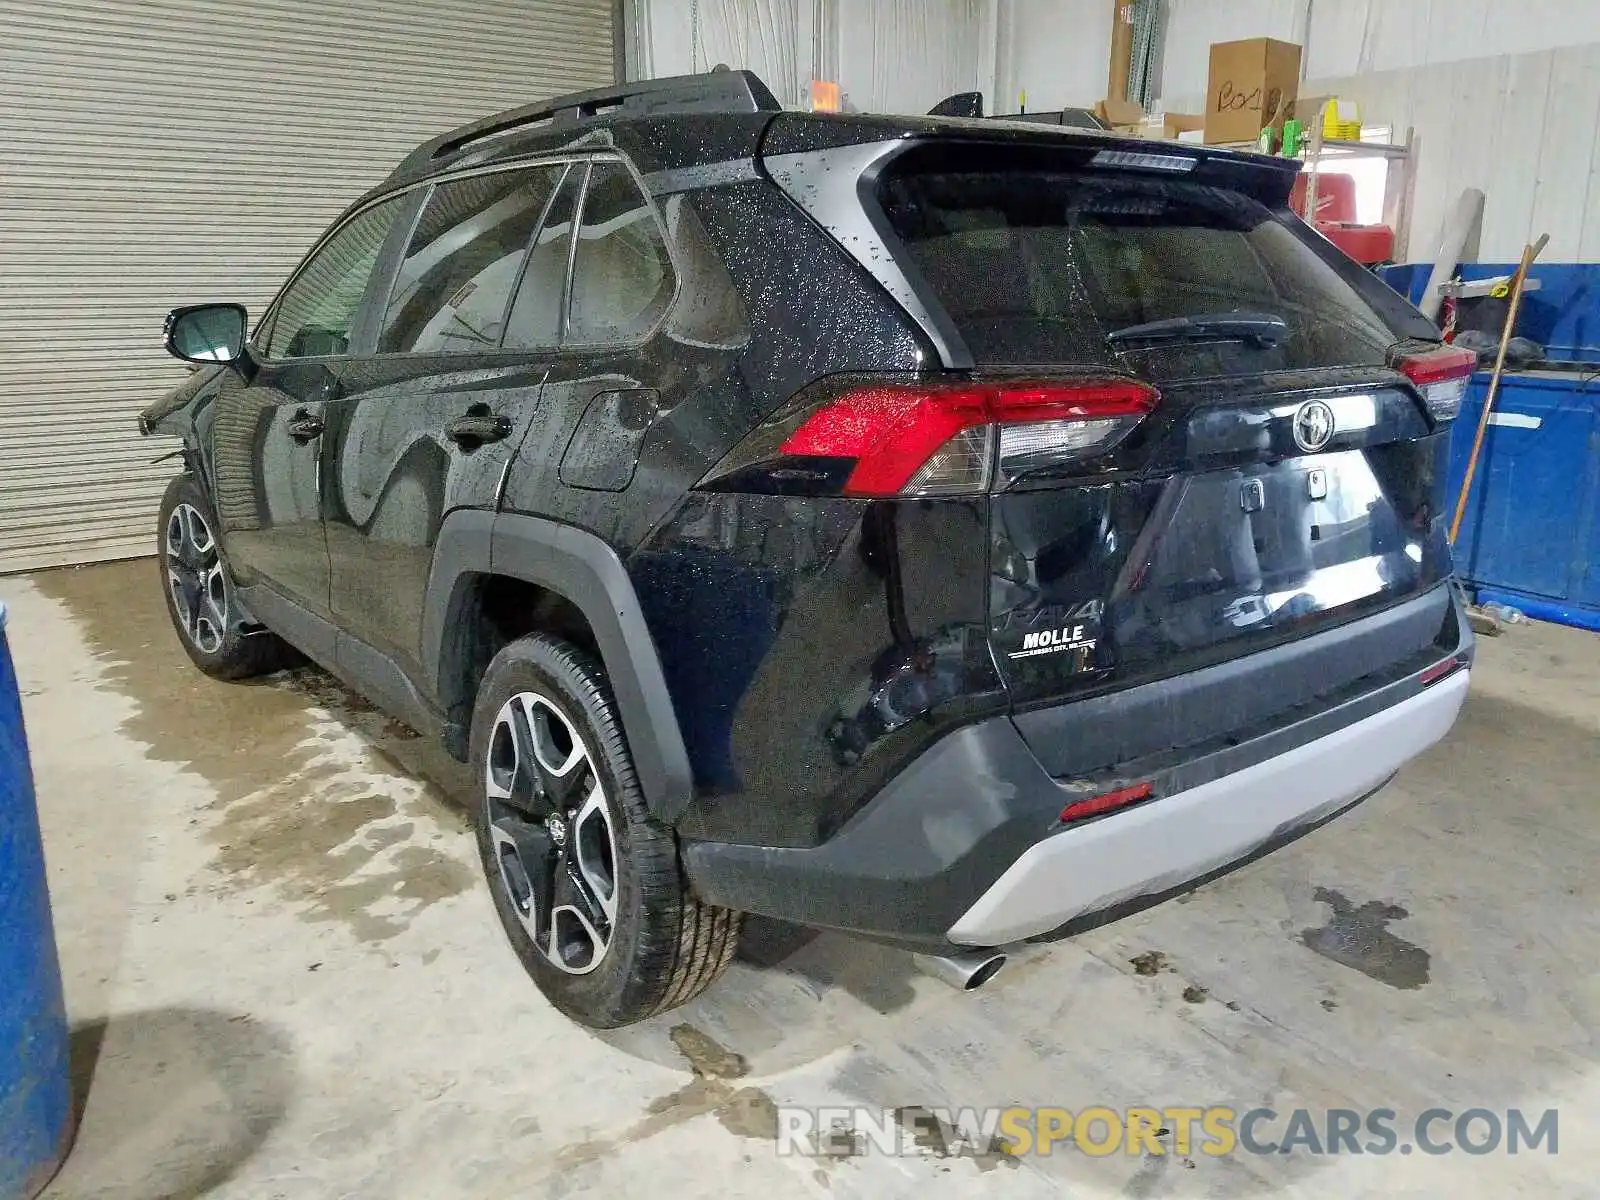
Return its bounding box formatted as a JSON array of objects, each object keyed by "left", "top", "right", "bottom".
[{"left": 1321, "top": 97, "right": 1361, "bottom": 141}]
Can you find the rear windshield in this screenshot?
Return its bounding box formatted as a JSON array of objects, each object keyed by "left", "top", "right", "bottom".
[{"left": 878, "top": 164, "right": 1403, "bottom": 381}]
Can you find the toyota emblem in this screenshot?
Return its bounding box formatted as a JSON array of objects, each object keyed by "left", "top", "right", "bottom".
[{"left": 1293, "top": 399, "right": 1336, "bottom": 452}]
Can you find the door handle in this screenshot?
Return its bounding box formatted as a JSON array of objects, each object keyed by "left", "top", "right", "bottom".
[
  {"left": 286, "top": 410, "right": 324, "bottom": 443},
  {"left": 444, "top": 405, "right": 513, "bottom": 449}
]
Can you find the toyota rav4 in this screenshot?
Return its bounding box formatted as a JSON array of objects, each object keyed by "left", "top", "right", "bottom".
[{"left": 140, "top": 70, "right": 1474, "bottom": 1028}]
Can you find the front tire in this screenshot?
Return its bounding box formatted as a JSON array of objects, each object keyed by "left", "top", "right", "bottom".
[
  {"left": 157, "top": 474, "right": 297, "bottom": 679},
  {"left": 470, "top": 634, "right": 740, "bottom": 1028}
]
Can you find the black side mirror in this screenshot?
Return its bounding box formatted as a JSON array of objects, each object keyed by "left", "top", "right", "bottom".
[{"left": 164, "top": 303, "right": 248, "bottom": 366}]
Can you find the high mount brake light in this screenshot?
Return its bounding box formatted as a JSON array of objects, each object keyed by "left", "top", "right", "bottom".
[
  {"left": 1395, "top": 345, "right": 1477, "bottom": 422},
  {"left": 774, "top": 379, "right": 1159, "bottom": 497}
]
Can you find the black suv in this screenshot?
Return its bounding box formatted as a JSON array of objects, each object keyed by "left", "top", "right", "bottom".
[{"left": 142, "top": 71, "right": 1475, "bottom": 1028}]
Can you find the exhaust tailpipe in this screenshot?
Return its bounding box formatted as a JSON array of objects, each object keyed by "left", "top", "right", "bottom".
[{"left": 913, "top": 950, "right": 1007, "bottom": 991}]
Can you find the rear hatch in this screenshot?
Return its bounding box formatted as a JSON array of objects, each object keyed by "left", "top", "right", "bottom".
[{"left": 766, "top": 127, "right": 1468, "bottom": 750}]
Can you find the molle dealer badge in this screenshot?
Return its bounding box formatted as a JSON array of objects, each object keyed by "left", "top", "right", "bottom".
[{"left": 1001, "top": 607, "right": 1103, "bottom": 674}]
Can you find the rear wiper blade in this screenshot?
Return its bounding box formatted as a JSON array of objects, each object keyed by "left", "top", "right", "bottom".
[{"left": 1106, "top": 311, "right": 1289, "bottom": 348}]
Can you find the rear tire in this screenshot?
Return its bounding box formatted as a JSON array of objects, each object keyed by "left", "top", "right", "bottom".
[
  {"left": 470, "top": 634, "right": 740, "bottom": 1028},
  {"left": 157, "top": 473, "right": 298, "bottom": 680}
]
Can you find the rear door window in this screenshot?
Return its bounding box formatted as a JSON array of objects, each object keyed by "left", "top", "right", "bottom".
[
  {"left": 378, "top": 165, "right": 564, "bottom": 354},
  {"left": 566, "top": 162, "right": 674, "bottom": 344},
  {"left": 878, "top": 163, "right": 1402, "bottom": 381},
  {"left": 502, "top": 164, "right": 581, "bottom": 350}
]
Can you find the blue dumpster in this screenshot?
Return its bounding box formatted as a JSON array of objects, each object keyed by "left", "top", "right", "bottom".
[{"left": 0, "top": 602, "right": 73, "bottom": 1198}]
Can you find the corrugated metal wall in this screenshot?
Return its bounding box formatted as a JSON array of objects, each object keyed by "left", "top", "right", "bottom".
[{"left": 0, "top": 0, "right": 614, "bottom": 574}]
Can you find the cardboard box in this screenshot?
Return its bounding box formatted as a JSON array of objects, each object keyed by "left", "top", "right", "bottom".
[
  {"left": 1094, "top": 96, "right": 1146, "bottom": 129},
  {"left": 1204, "top": 37, "right": 1301, "bottom": 144},
  {"left": 1138, "top": 112, "right": 1205, "bottom": 141}
]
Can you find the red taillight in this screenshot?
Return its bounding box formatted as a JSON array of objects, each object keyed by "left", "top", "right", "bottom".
[
  {"left": 1059, "top": 781, "right": 1154, "bottom": 825},
  {"left": 777, "top": 379, "right": 1158, "bottom": 497},
  {"left": 1418, "top": 655, "right": 1466, "bottom": 687},
  {"left": 1395, "top": 345, "right": 1477, "bottom": 422}
]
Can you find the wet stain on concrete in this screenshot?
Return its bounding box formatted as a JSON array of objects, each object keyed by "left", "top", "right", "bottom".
[
  {"left": 1129, "top": 950, "right": 1171, "bottom": 976},
  {"left": 1123, "top": 1143, "right": 1173, "bottom": 1198},
  {"left": 552, "top": 1025, "right": 779, "bottom": 1170},
  {"left": 34, "top": 560, "right": 473, "bottom": 941},
  {"left": 1300, "top": 886, "right": 1431, "bottom": 989},
  {"left": 894, "top": 1106, "right": 1019, "bottom": 1172},
  {"left": 670, "top": 1023, "right": 749, "bottom": 1079}
]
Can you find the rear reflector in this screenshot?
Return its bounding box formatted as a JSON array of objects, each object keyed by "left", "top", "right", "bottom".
[
  {"left": 777, "top": 379, "right": 1158, "bottom": 497},
  {"left": 1059, "top": 781, "right": 1154, "bottom": 825},
  {"left": 1395, "top": 344, "right": 1477, "bottom": 422},
  {"left": 1418, "top": 655, "right": 1466, "bottom": 687}
]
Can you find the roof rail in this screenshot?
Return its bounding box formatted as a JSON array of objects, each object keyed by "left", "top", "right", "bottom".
[{"left": 397, "top": 69, "right": 783, "bottom": 174}]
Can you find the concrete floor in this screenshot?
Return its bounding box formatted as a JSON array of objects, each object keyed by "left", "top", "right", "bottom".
[{"left": 6, "top": 558, "right": 1597, "bottom": 1198}]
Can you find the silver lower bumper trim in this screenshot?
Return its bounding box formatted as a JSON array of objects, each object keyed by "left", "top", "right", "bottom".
[{"left": 947, "top": 670, "right": 1470, "bottom": 946}]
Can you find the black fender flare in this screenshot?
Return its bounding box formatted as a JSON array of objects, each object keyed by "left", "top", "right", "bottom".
[{"left": 423, "top": 509, "right": 694, "bottom": 824}]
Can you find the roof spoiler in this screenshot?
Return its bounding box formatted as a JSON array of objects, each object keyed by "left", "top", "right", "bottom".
[
  {"left": 397, "top": 69, "right": 783, "bottom": 175},
  {"left": 928, "top": 91, "right": 984, "bottom": 118}
]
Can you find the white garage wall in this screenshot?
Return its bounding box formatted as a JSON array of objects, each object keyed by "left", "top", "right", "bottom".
[
  {"left": 628, "top": 0, "right": 1600, "bottom": 262},
  {"left": 992, "top": 0, "right": 1112, "bottom": 113},
  {"left": 1158, "top": 0, "right": 1308, "bottom": 110},
  {"left": 631, "top": 0, "right": 816, "bottom": 107},
  {"left": 1305, "top": 0, "right": 1600, "bottom": 78},
  {"left": 837, "top": 0, "right": 994, "bottom": 114},
  {"left": 1159, "top": 0, "right": 1600, "bottom": 105},
  {"left": 1151, "top": 0, "right": 1600, "bottom": 263},
  {"left": 1309, "top": 46, "right": 1600, "bottom": 264},
  {"left": 639, "top": 0, "right": 1137, "bottom": 117}
]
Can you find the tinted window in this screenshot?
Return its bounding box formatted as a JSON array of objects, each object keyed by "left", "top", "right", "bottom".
[
  {"left": 879, "top": 165, "right": 1402, "bottom": 381},
  {"left": 567, "top": 163, "right": 673, "bottom": 344},
  {"left": 266, "top": 197, "right": 406, "bottom": 359},
  {"left": 379, "top": 167, "right": 563, "bottom": 354},
  {"left": 502, "top": 165, "right": 581, "bottom": 350}
]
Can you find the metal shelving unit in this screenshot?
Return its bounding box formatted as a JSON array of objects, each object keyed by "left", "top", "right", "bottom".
[
  {"left": 1301, "top": 123, "right": 1416, "bottom": 260},
  {"left": 1215, "top": 123, "right": 1417, "bottom": 260}
]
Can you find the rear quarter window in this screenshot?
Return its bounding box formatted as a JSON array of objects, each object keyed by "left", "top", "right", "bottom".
[{"left": 878, "top": 166, "right": 1403, "bottom": 381}]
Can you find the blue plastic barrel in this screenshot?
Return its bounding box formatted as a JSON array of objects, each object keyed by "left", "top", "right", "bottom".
[{"left": 0, "top": 602, "right": 73, "bottom": 1198}]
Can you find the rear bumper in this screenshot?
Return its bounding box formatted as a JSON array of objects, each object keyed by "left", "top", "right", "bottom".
[
  {"left": 681, "top": 587, "right": 1474, "bottom": 949},
  {"left": 948, "top": 667, "right": 1468, "bottom": 945}
]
